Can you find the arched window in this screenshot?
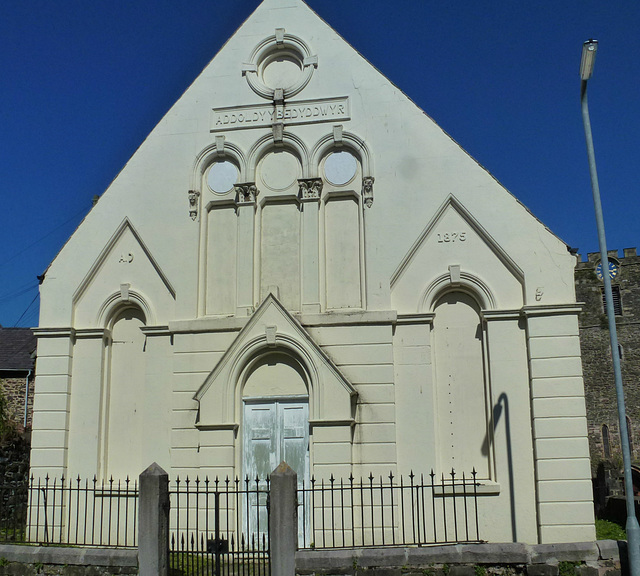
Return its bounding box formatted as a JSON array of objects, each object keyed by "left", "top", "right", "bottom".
[
  {"left": 602, "top": 424, "right": 611, "bottom": 458},
  {"left": 104, "top": 306, "right": 146, "bottom": 480},
  {"left": 321, "top": 150, "right": 364, "bottom": 310},
  {"left": 433, "top": 290, "right": 490, "bottom": 479},
  {"left": 253, "top": 148, "right": 304, "bottom": 312}
]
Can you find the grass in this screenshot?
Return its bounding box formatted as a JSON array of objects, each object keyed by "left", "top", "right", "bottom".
[{"left": 596, "top": 518, "right": 627, "bottom": 540}]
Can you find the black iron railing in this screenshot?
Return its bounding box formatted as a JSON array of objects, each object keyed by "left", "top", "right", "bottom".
[
  {"left": 0, "top": 475, "right": 138, "bottom": 547},
  {"left": 2, "top": 468, "right": 480, "bottom": 556},
  {"left": 170, "top": 476, "right": 270, "bottom": 576},
  {"left": 298, "top": 469, "right": 481, "bottom": 549}
]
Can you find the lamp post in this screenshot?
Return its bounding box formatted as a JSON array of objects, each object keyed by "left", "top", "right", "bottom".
[{"left": 580, "top": 39, "right": 640, "bottom": 574}]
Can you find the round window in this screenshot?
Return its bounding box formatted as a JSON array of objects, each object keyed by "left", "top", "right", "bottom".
[
  {"left": 324, "top": 151, "right": 357, "bottom": 186},
  {"left": 207, "top": 161, "right": 238, "bottom": 194}
]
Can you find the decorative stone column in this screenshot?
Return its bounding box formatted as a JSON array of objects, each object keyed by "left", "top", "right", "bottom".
[
  {"left": 140, "top": 326, "right": 173, "bottom": 468},
  {"left": 299, "top": 178, "right": 322, "bottom": 313},
  {"left": 235, "top": 183, "right": 258, "bottom": 316},
  {"left": 66, "top": 328, "right": 109, "bottom": 478},
  {"left": 521, "top": 305, "right": 595, "bottom": 543},
  {"left": 393, "top": 314, "right": 435, "bottom": 474},
  {"left": 30, "top": 328, "right": 75, "bottom": 479},
  {"left": 482, "top": 310, "right": 538, "bottom": 543}
]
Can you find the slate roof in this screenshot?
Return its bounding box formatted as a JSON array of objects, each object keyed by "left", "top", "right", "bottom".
[{"left": 0, "top": 327, "right": 36, "bottom": 372}]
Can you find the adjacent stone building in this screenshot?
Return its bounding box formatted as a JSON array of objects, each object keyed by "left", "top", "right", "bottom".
[
  {"left": 576, "top": 248, "right": 640, "bottom": 481},
  {"left": 30, "top": 0, "right": 596, "bottom": 543},
  {"left": 0, "top": 327, "right": 36, "bottom": 433},
  {"left": 0, "top": 327, "right": 36, "bottom": 493}
]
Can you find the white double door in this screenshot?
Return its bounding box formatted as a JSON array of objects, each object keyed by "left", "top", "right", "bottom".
[{"left": 243, "top": 398, "right": 309, "bottom": 543}]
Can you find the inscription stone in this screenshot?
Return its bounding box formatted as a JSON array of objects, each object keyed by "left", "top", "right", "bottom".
[{"left": 211, "top": 97, "right": 349, "bottom": 131}]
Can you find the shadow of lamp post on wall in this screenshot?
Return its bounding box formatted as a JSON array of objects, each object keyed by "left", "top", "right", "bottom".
[
  {"left": 580, "top": 39, "right": 640, "bottom": 574},
  {"left": 493, "top": 393, "right": 516, "bottom": 542},
  {"left": 483, "top": 393, "right": 516, "bottom": 542}
]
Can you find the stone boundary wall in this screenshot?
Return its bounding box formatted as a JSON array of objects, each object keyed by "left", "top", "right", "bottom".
[
  {"left": 296, "top": 541, "right": 625, "bottom": 576},
  {"left": 0, "top": 541, "right": 625, "bottom": 576},
  {"left": 0, "top": 545, "right": 137, "bottom": 575}
]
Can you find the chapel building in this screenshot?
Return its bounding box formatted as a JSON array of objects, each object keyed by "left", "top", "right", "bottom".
[{"left": 30, "top": 0, "right": 595, "bottom": 544}]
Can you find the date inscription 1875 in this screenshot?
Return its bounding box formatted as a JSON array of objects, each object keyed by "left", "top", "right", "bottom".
[{"left": 437, "top": 232, "right": 467, "bottom": 243}]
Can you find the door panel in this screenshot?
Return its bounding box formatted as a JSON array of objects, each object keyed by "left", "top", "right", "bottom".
[
  {"left": 243, "top": 399, "right": 309, "bottom": 544},
  {"left": 245, "top": 404, "right": 277, "bottom": 479},
  {"left": 281, "top": 403, "right": 308, "bottom": 485}
]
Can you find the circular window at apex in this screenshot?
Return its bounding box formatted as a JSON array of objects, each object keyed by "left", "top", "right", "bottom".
[
  {"left": 324, "top": 151, "right": 358, "bottom": 186},
  {"left": 207, "top": 161, "right": 238, "bottom": 194},
  {"left": 244, "top": 34, "right": 317, "bottom": 100},
  {"left": 260, "top": 52, "right": 303, "bottom": 90}
]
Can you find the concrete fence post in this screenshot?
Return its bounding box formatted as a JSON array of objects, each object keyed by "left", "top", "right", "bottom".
[
  {"left": 138, "top": 462, "right": 169, "bottom": 576},
  {"left": 270, "top": 461, "right": 298, "bottom": 576}
]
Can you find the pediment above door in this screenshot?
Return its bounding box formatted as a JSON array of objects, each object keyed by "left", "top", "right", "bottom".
[{"left": 194, "top": 294, "right": 357, "bottom": 428}]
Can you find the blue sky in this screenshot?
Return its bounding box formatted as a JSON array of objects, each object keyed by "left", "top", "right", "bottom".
[{"left": 0, "top": 0, "right": 638, "bottom": 327}]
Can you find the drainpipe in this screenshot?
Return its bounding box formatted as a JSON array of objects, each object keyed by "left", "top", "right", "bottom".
[{"left": 23, "top": 370, "right": 31, "bottom": 430}]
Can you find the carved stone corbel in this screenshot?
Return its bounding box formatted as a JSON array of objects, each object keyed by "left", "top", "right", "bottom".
[
  {"left": 298, "top": 178, "right": 323, "bottom": 200},
  {"left": 362, "top": 176, "right": 374, "bottom": 208},
  {"left": 235, "top": 183, "right": 258, "bottom": 205},
  {"left": 188, "top": 189, "right": 200, "bottom": 220}
]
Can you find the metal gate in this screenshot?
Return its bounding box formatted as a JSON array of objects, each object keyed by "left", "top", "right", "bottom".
[{"left": 170, "top": 476, "right": 270, "bottom": 576}]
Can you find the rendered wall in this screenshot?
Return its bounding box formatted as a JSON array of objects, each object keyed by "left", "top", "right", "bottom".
[{"left": 30, "top": 0, "right": 595, "bottom": 544}]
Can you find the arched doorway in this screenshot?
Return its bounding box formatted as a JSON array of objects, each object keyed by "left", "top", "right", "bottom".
[{"left": 241, "top": 351, "right": 310, "bottom": 542}]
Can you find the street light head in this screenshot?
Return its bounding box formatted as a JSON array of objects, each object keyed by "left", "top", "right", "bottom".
[{"left": 580, "top": 39, "right": 598, "bottom": 80}]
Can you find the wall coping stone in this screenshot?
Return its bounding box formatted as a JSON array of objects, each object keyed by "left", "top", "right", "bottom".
[
  {"left": 0, "top": 540, "right": 621, "bottom": 573},
  {"left": 297, "top": 541, "right": 619, "bottom": 573},
  {"left": 357, "top": 548, "right": 408, "bottom": 567},
  {"left": 297, "top": 548, "right": 355, "bottom": 572},
  {"left": 0, "top": 544, "right": 138, "bottom": 567},
  {"left": 530, "top": 542, "right": 599, "bottom": 564},
  {"left": 405, "top": 546, "right": 465, "bottom": 565},
  {"left": 597, "top": 540, "right": 622, "bottom": 561},
  {"left": 458, "top": 543, "right": 530, "bottom": 564}
]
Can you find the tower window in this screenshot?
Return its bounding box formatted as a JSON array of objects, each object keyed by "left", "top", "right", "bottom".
[
  {"left": 602, "top": 424, "right": 611, "bottom": 458},
  {"left": 601, "top": 286, "right": 622, "bottom": 316}
]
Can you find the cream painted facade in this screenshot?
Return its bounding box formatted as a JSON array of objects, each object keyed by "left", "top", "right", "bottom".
[{"left": 30, "top": 0, "right": 594, "bottom": 544}]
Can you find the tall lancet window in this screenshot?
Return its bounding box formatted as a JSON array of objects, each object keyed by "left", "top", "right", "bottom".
[{"left": 433, "top": 291, "right": 490, "bottom": 479}]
